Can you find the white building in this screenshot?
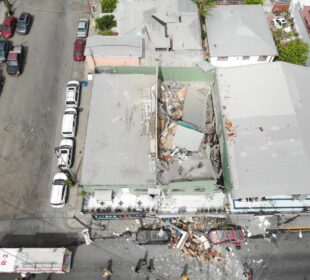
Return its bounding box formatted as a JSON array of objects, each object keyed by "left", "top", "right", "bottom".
[
  {"left": 205, "top": 5, "right": 278, "bottom": 68},
  {"left": 212, "top": 62, "right": 310, "bottom": 212}
]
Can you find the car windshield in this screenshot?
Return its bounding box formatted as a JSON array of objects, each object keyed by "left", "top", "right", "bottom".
[
  {"left": 2, "top": 25, "right": 11, "bottom": 30},
  {"left": 17, "top": 22, "right": 25, "bottom": 28},
  {"left": 53, "top": 179, "right": 64, "bottom": 185},
  {"left": 7, "top": 60, "right": 18, "bottom": 66},
  {"left": 66, "top": 101, "right": 75, "bottom": 105},
  {"left": 74, "top": 51, "right": 82, "bottom": 56}
]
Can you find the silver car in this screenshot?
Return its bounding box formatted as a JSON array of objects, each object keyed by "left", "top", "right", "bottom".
[{"left": 77, "top": 19, "right": 89, "bottom": 37}]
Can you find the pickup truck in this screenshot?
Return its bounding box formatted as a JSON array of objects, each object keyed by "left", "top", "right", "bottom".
[{"left": 6, "top": 45, "right": 24, "bottom": 76}]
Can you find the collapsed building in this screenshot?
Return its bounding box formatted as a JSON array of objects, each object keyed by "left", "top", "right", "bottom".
[{"left": 79, "top": 68, "right": 225, "bottom": 219}]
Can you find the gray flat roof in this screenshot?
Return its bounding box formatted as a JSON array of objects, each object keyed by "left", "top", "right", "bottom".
[
  {"left": 206, "top": 5, "right": 278, "bottom": 56},
  {"left": 216, "top": 62, "right": 310, "bottom": 198},
  {"left": 80, "top": 74, "right": 157, "bottom": 186},
  {"left": 85, "top": 35, "right": 142, "bottom": 57}
]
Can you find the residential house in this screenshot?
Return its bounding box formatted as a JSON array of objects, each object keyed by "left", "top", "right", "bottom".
[
  {"left": 212, "top": 62, "right": 310, "bottom": 212},
  {"left": 205, "top": 5, "right": 278, "bottom": 67}
]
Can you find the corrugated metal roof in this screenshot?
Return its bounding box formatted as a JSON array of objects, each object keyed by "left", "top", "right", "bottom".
[
  {"left": 215, "top": 62, "right": 310, "bottom": 198},
  {"left": 206, "top": 5, "right": 278, "bottom": 56}
]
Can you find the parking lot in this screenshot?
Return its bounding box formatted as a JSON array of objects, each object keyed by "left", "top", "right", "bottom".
[{"left": 0, "top": 0, "right": 89, "bottom": 238}]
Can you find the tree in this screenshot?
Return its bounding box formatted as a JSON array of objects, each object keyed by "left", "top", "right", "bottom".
[
  {"left": 245, "top": 0, "right": 263, "bottom": 4},
  {"left": 101, "top": 0, "right": 117, "bottom": 13},
  {"left": 277, "top": 39, "right": 309, "bottom": 65},
  {"left": 95, "top": 15, "right": 117, "bottom": 32}
]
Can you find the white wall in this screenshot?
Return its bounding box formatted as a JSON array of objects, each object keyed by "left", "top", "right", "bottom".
[{"left": 209, "top": 55, "right": 275, "bottom": 68}]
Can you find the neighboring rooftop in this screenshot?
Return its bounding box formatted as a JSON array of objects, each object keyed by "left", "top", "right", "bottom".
[
  {"left": 114, "top": 0, "right": 202, "bottom": 51},
  {"left": 206, "top": 5, "right": 278, "bottom": 57},
  {"left": 80, "top": 74, "right": 157, "bottom": 186},
  {"left": 84, "top": 35, "right": 142, "bottom": 57},
  {"left": 215, "top": 62, "right": 310, "bottom": 198}
]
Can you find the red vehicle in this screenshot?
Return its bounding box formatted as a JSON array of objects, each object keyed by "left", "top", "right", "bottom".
[
  {"left": 73, "top": 38, "right": 85, "bottom": 61},
  {"left": 207, "top": 227, "right": 246, "bottom": 246},
  {"left": 1, "top": 16, "right": 17, "bottom": 38}
]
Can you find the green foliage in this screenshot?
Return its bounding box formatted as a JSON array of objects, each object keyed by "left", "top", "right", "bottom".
[
  {"left": 273, "top": 29, "right": 309, "bottom": 65},
  {"left": 95, "top": 15, "right": 117, "bottom": 32},
  {"left": 101, "top": 0, "right": 118, "bottom": 13},
  {"left": 98, "top": 29, "right": 114, "bottom": 36},
  {"left": 65, "top": 178, "right": 74, "bottom": 187},
  {"left": 245, "top": 0, "right": 263, "bottom": 4},
  {"left": 277, "top": 39, "right": 309, "bottom": 65},
  {"left": 79, "top": 190, "right": 87, "bottom": 197}
]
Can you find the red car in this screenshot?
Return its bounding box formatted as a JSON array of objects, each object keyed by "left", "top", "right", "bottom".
[
  {"left": 1, "top": 16, "right": 17, "bottom": 38},
  {"left": 73, "top": 38, "right": 86, "bottom": 61},
  {"left": 207, "top": 228, "right": 246, "bottom": 246}
]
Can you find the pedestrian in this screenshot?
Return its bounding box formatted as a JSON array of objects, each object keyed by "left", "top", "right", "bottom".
[
  {"left": 147, "top": 258, "right": 155, "bottom": 272},
  {"left": 142, "top": 251, "right": 148, "bottom": 266},
  {"left": 135, "top": 259, "right": 142, "bottom": 273},
  {"left": 101, "top": 267, "right": 112, "bottom": 278}
]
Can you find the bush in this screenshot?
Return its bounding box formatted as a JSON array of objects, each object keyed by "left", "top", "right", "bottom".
[
  {"left": 245, "top": 0, "right": 263, "bottom": 4},
  {"left": 101, "top": 0, "right": 118, "bottom": 13},
  {"left": 98, "top": 29, "right": 114, "bottom": 36},
  {"left": 95, "top": 15, "right": 117, "bottom": 32}
]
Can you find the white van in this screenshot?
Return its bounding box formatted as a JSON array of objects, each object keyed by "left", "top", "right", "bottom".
[
  {"left": 65, "top": 80, "right": 80, "bottom": 108},
  {"left": 62, "top": 108, "right": 77, "bottom": 138},
  {"left": 50, "top": 172, "right": 68, "bottom": 208}
]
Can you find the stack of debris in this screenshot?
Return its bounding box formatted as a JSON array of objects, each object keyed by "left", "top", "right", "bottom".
[
  {"left": 159, "top": 82, "right": 187, "bottom": 120},
  {"left": 169, "top": 217, "right": 227, "bottom": 264}
]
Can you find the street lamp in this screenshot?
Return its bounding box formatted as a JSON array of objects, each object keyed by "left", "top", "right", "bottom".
[{"left": 54, "top": 147, "right": 77, "bottom": 184}]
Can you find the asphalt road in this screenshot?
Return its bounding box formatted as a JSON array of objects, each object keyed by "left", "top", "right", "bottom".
[
  {"left": 0, "top": 0, "right": 87, "bottom": 237},
  {"left": 0, "top": 232, "right": 309, "bottom": 280}
]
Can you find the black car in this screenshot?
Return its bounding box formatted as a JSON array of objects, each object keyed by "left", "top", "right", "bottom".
[
  {"left": 0, "top": 40, "right": 12, "bottom": 63},
  {"left": 16, "top": 12, "right": 32, "bottom": 35},
  {"left": 136, "top": 228, "right": 171, "bottom": 245},
  {"left": 6, "top": 46, "right": 25, "bottom": 76}
]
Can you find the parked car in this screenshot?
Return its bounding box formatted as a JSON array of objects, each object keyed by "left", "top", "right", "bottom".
[
  {"left": 76, "top": 18, "right": 89, "bottom": 38},
  {"left": 0, "top": 40, "right": 12, "bottom": 63},
  {"left": 66, "top": 80, "right": 80, "bottom": 108},
  {"left": 57, "top": 139, "right": 74, "bottom": 170},
  {"left": 136, "top": 228, "right": 171, "bottom": 245},
  {"left": 50, "top": 172, "right": 68, "bottom": 208},
  {"left": 272, "top": 17, "right": 287, "bottom": 28},
  {"left": 0, "top": 16, "right": 17, "bottom": 38},
  {"left": 207, "top": 227, "right": 246, "bottom": 246},
  {"left": 16, "top": 12, "right": 32, "bottom": 35},
  {"left": 62, "top": 108, "right": 77, "bottom": 138},
  {"left": 6, "top": 45, "right": 25, "bottom": 76},
  {"left": 73, "top": 38, "right": 86, "bottom": 61}
]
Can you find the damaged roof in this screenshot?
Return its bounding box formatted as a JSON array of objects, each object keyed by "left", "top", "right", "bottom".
[
  {"left": 80, "top": 74, "right": 157, "bottom": 186},
  {"left": 215, "top": 62, "right": 310, "bottom": 198},
  {"left": 206, "top": 5, "right": 278, "bottom": 57}
]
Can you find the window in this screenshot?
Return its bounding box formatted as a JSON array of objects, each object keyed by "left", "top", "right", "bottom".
[
  {"left": 217, "top": 56, "right": 228, "bottom": 61},
  {"left": 258, "top": 56, "right": 268, "bottom": 61},
  {"left": 242, "top": 56, "right": 250, "bottom": 60}
]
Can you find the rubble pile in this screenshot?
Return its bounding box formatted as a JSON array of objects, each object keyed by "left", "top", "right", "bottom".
[{"left": 169, "top": 217, "right": 227, "bottom": 264}]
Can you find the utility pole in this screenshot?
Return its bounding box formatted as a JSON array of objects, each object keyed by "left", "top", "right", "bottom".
[{"left": 54, "top": 147, "right": 77, "bottom": 184}]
